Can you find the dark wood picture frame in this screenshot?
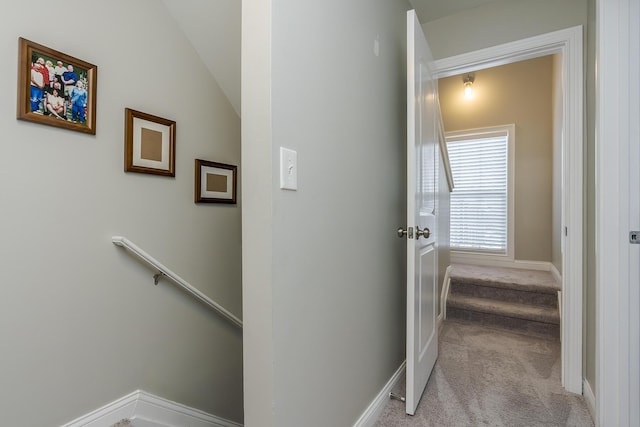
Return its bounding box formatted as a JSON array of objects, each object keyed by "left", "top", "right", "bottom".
[
  {"left": 195, "top": 159, "right": 237, "bottom": 204},
  {"left": 17, "top": 37, "right": 97, "bottom": 134},
  {"left": 124, "top": 108, "right": 176, "bottom": 177}
]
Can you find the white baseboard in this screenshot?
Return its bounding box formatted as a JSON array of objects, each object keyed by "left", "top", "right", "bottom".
[
  {"left": 451, "top": 254, "right": 556, "bottom": 272},
  {"left": 583, "top": 379, "right": 597, "bottom": 426},
  {"left": 352, "top": 361, "right": 406, "bottom": 427},
  {"left": 550, "top": 263, "right": 562, "bottom": 284},
  {"left": 61, "top": 390, "right": 242, "bottom": 427},
  {"left": 61, "top": 391, "right": 139, "bottom": 427},
  {"left": 441, "top": 265, "right": 452, "bottom": 321},
  {"left": 558, "top": 290, "right": 563, "bottom": 343},
  {"left": 512, "top": 260, "right": 554, "bottom": 271}
]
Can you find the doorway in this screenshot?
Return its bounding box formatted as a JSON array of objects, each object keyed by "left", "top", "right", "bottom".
[{"left": 432, "top": 26, "right": 584, "bottom": 394}]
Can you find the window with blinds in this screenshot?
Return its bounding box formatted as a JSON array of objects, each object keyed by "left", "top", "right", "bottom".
[{"left": 447, "top": 128, "right": 512, "bottom": 255}]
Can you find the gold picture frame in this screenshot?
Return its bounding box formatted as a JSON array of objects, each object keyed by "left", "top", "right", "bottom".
[
  {"left": 17, "top": 37, "right": 97, "bottom": 134},
  {"left": 124, "top": 108, "right": 176, "bottom": 177},
  {"left": 195, "top": 159, "right": 237, "bottom": 204}
]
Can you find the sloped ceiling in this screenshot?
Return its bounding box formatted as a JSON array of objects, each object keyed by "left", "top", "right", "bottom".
[
  {"left": 163, "top": 0, "right": 494, "bottom": 118},
  {"left": 163, "top": 0, "right": 240, "bottom": 117}
]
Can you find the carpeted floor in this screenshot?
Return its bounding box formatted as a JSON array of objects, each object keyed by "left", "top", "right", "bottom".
[
  {"left": 449, "top": 264, "right": 561, "bottom": 293},
  {"left": 375, "top": 320, "right": 593, "bottom": 427}
]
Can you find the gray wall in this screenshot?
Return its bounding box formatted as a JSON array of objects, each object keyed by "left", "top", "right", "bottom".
[
  {"left": 422, "top": 0, "right": 588, "bottom": 60},
  {"left": 0, "top": 1, "right": 243, "bottom": 425},
  {"left": 242, "top": 0, "right": 410, "bottom": 425}
]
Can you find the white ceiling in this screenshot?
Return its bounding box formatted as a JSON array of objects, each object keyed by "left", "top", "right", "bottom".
[{"left": 163, "top": 0, "right": 495, "bottom": 118}]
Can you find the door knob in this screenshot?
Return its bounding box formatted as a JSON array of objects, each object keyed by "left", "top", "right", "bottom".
[
  {"left": 416, "top": 226, "right": 430, "bottom": 239},
  {"left": 397, "top": 227, "right": 414, "bottom": 238}
]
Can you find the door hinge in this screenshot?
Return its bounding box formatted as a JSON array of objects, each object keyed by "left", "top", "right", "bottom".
[{"left": 630, "top": 231, "right": 640, "bottom": 244}]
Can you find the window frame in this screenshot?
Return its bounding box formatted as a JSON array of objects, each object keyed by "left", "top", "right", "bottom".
[{"left": 446, "top": 124, "right": 515, "bottom": 264}]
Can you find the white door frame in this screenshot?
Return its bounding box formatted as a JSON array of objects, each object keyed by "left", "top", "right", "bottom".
[
  {"left": 431, "top": 26, "right": 584, "bottom": 394},
  {"left": 596, "top": 0, "right": 639, "bottom": 425}
]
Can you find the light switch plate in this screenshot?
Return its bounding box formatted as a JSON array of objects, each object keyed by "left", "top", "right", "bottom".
[{"left": 280, "top": 147, "right": 297, "bottom": 190}]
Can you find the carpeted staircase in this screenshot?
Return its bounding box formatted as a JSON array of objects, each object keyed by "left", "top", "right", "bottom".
[{"left": 446, "top": 264, "right": 561, "bottom": 338}]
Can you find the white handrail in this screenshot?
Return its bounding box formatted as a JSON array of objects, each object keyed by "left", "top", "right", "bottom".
[{"left": 112, "top": 236, "right": 242, "bottom": 328}]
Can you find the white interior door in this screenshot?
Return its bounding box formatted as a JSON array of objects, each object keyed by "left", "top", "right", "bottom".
[{"left": 404, "top": 9, "right": 438, "bottom": 416}]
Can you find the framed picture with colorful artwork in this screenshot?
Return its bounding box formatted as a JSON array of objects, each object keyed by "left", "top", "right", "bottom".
[
  {"left": 16, "top": 37, "right": 97, "bottom": 134},
  {"left": 124, "top": 108, "right": 176, "bottom": 177}
]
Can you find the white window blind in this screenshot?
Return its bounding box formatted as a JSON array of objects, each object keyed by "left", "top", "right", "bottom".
[{"left": 448, "top": 131, "right": 509, "bottom": 254}]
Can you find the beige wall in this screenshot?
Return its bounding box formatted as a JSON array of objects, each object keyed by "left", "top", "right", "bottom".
[
  {"left": 0, "top": 1, "right": 243, "bottom": 425},
  {"left": 439, "top": 56, "right": 554, "bottom": 262}
]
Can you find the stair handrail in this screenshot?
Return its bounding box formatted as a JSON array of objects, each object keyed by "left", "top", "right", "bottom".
[
  {"left": 112, "top": 235, "right": 242, "bottom": 328},
  {"left": 437, "top": 97, "right": 454, "bottom": 192}
]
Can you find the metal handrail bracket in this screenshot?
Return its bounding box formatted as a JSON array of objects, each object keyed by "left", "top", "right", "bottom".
[{"left": 112, "top": 235, "right": 242, "bottom": 328}]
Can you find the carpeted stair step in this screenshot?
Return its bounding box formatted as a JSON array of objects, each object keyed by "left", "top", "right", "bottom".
[
  {"left": 449, "top": 281, "right": 558, "bottom": 307},
  {"left": 446, "top": 264, "right": 561, "bottom": 338},
  {"left": 449, "top": 264, "right": 560, "bottom": 295},
  {"left": 447, "top": 294, "right": 560, "bottom": 338},
  {"left": 447, "top": 294, "right": 560, "bottom": 324},
  {"left": 447, "top": 305, "right": 560, "bottom": 338}
]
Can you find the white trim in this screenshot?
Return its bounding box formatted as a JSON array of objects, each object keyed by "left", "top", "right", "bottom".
[
  {"left": 584, "top": 379, "right": 597, "bottom": 426},
  {"left": 352, "top": 361, "right": 406, "bottom": 427},
  {"left": 596, "top": 0, "right": 639, "bottom": 425},
  {"left": 432, "top": 26, "right": 583, "bottom": 79},
  {"left": 61, "top": 390, "right": 139, "bottom": 427},
  {"left": 436, "top": 97, "right": 454, "bottom": 192},
  {"left": 61, "top": 390, "right": 242, "bottom": 427},
  {"left": 433, "top": 26, "right": 583, "bottom": 394},
  {"left": 550, "top": 264, "right": 562, "bottom": 285},
  {"left": 440, "top": 265, "right": 452, "bottom": 321},
  {"left": 450, "top": 255, "right": 557, "bottom": 272},
  {"left": 558, "top": 291, "right": 562, "bottom": 343},
  {"left": 558, "top": 291, "right": 562, "bottom": 319}
]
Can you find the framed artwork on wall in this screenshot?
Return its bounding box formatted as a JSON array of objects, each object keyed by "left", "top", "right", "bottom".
[
  {"left": 124, "top": 108, "right": 176, "bottom": 177},
  {"left": 195, "top": 159, "right": 237, "bottom": 204},
  {"left": 16, "top": 37, "right": 97, "bottom": 134}
]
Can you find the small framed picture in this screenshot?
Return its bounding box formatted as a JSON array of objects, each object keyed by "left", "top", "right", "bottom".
[
  {"left": 195, "top": 159, "right": 237, "bottom": 204},
  {"left": 124, "top": 108, "right": 176, "bottom": 176},
  {"left": 17, "top": 37, "right": 97, "bottom": 134}
]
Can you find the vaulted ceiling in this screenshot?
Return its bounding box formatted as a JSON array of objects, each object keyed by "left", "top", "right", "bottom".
[
  {"left": 162, "top": 0, "right": 240, "bottom": 116},
  {"left": 163, "top": 0, "right": 495, "bottom": 117}
]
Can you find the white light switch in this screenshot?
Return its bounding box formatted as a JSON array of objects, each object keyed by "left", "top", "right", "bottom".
[{"left": 280, "top": 147, "right": 297, "bottom": 190}]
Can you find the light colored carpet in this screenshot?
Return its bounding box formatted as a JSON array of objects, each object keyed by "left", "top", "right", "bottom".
[
  {"left": 450, "top": 264, "right": 561, "bottom": 293},
  {"left": 447, "top": 264, "right": 561, "bottom": 337},
  {"left": 375, "top": 320, "right": 593, "bottom": 427}
]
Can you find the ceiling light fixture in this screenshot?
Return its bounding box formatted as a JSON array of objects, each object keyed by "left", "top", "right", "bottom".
[{"left": 463, "top": 73, "right": 475, "bottom": 99}]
